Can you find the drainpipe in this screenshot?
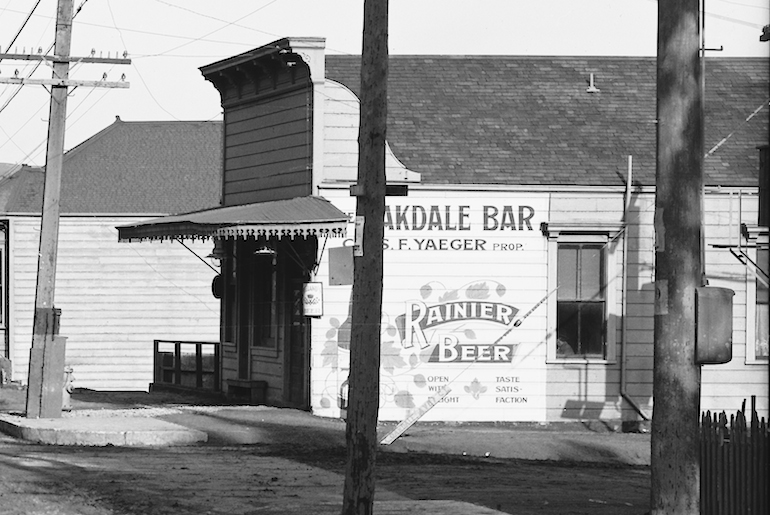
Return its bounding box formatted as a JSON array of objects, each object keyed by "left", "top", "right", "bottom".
[{"left": 620, "top": 155, "right": 651, "bottom": 422}]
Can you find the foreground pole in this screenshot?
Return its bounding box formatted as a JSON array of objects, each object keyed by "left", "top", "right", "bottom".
[
  {"left": 25, "top": 0, "right": 74, "bottom": 419},
  {"left": 341, "top": 1, "right": 388, "bottom": 514},
  {"left": 651, "top": 0, "right": 704, "bottom": 513}
]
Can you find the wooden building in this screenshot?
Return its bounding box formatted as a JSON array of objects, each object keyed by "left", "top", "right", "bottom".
[
  {"left": 120, "top": 38, "right": 768, "bottom": 424},
  {"left": 0, "top": 119, "right": 221, "bottom": 390}
]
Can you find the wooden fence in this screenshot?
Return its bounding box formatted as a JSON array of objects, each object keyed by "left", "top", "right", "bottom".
[
  {"left": 152, "top": 340, "right": 221, "bottom": 393},
  {"left": 701, "top": 398, "right": 768, "bottom": 515}
]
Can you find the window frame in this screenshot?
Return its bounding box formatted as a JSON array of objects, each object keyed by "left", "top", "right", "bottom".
[
  {"left": 745, "top": 226, "right": 769, "bottom": 364},
  {"left": 543, "top": 222, "right": 622, "bottom": 364}
]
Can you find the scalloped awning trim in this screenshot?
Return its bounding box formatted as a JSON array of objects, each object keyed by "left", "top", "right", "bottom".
[{"left": 117, "top": 196, "right": 348, "bottom": 242}]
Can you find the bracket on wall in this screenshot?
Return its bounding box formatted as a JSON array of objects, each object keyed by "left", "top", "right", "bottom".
[{"left": 349, "top": 184, "right": 409, "bottom": 197}]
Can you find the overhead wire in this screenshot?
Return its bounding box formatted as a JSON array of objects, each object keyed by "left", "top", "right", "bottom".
[
  {"left": 139, "top": 1, "right": 282, "bottom": 58},
  {"left": 2, "top": 0, "right": 275, "bottom": 163},
  {"left": 0, "top": 0, "right": 48, "bottom": 119},
  {"left": 0, "top": 0, "right": 44, "bottom": 64},
  {"left": 705, "top": 99, "right": 770, "bottom": 157},
  {"left": 713, "top": 0, "right": 769, "bottom": 8},
  {"left": 151, "top": 0, "right": 283, "bottom": 40},
  {"left": 0, "top": 0, "right": 92, "bottom": 161},
  {"left": 105, "top": 0, "right": 181, "bottom": 120}
]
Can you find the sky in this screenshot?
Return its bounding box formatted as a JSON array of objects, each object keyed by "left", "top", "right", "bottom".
[{"left": 0, "top": 0, "right": 768, "bottom": 167}]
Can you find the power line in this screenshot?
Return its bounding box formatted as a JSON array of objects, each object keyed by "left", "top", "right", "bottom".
[
  {"left": 151, "top": 0, "right": 282, "bottom": 39},
  {"left": 0, "top": 0, "right": 91, "bottom": 127},
  {"left": 705, "top": 99, "right": 770, "bottom": 157},
  {"left": 713, "top": 0, "right": 769, "bottom": 10},
  {"left": 1, "top": 0, "right": 44, "bottom": 63},
  {"left": 706, "top": 10, "right": 767, "bottom": 28},
  {"left": 105, "top": 0, "right": 178, "bottom": 120},
  {"left": 0, "top": 41, "right": 53, "bottom": 116},
  {"left": 139, "top": 0, "right": 283, "bottom": 58},
  {"left": 0, "top": 6, "right": 259, "bottom": 48}
]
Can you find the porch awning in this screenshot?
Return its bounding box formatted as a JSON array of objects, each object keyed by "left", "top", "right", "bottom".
[{"left": 117, "top": 196, "right": 348, "bottom": 242}]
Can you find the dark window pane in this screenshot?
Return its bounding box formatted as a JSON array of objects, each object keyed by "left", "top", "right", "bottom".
[
  {"left": 580, "top": 302, "right": 605, "bottom": 356},
  {"left": 557, "top": 302, "right": 579, "bottom": 355}
]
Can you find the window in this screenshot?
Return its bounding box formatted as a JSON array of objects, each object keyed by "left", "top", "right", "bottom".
[
  {"left": 557, "top": 243, "right": 605, "bottom": 357},
  {"left": 543, "top": 222, "right": 622, "bottom": 363},
  {"left": 746, "top": 228, "right": 768, "bottom": 363}
]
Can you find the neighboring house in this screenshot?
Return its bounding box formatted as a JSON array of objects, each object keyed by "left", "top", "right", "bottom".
[
  {"left": 120, "top": 38, "right": 768, "bottom": 424},
  {"left": 0, "top": 118, "right": 222, "bottom": 390}
]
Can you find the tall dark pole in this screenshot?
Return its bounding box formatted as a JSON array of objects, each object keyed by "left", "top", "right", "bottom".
[
  {"left": 341, "top": 1, "right": 388, "bottom": 514},
  {"left": 25, "top": 0, "right": 73, "bottom": 419},
  {"left": 652, "top": 0, "right": 703, "bottom": 513}
]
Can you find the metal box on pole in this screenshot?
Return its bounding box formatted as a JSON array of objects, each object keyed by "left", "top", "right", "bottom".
[{"left": 695, "top": 286, "right": 734, "bottom": 365}]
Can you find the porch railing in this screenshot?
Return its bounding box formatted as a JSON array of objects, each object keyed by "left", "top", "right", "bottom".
[
  {"left": 153, "top": 340, "right": 221, "bottom": 392},
  {"left": 701, "top": 397, "right": 768, "bottom": 515}
]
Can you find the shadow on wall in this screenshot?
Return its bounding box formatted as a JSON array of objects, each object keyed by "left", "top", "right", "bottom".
[
  {"left": 552, "top": 187, "right": 655, "bottom": 428},
  {"left": 561, "top": 399, "right": 606, "bottom": 420}
]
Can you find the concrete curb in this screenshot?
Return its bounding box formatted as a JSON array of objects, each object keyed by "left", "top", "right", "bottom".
[{"left": 0, "top": 413, "right": 207, "bottom": 446}]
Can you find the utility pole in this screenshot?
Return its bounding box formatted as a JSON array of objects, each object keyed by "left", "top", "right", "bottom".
[
  {"left": 651, "top": 0, "right": 703, "bottom": 513},
  {"left": 341, "top": 1, "right": 388, "bottom": 514},
  {"left": 0, "top": 0, "right": 129, "bottom": 418}
]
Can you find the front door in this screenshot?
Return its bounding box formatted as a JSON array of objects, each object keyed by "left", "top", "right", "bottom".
[{"left": 286, "top": 279, "right": 309, "bottom": 408}]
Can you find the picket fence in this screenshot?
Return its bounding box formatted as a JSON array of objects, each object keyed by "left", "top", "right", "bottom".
[{"left": 700, "top": 398, "right": 768, "bottom": 515}]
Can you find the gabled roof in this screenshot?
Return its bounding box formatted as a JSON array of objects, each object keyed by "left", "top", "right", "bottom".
[
  {"left": 326, "top": 56, "right": 769, "bottom": 187},
  {"left": 0, "top": 163, "right": 21, "bottom": 181},
  {"left": 0, "top": 118, "right": 222, "bottom": 215},
  {"left": 0, "top": 165, "right": 42, "bottom": 213}
]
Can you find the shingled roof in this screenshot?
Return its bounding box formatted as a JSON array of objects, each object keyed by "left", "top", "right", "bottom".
[
  {"left": 0, "top": 118, "right": 222, "bottom": 215},
  {"left": 326, "top": 56, "right": 768, "bottom": 187}
]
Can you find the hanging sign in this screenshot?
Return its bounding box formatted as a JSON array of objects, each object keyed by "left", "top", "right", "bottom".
[{"left": 303, "top": 282, "right": 324, "bottom": 317}]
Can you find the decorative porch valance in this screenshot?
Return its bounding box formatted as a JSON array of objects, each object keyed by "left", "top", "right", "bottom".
[{"left": 117, "top": 196, "right": 348, "bottom": 242}]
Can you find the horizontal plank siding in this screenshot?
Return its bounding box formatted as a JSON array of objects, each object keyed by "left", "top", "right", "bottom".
[
  {"left": 306, "top": 187, "right": 765, "bottom": 422},
  {"left": 8, "top": 216, "right": 220, "bottom": 391},
  {"left": 224, "top": 184, "right": 312, "bottom": 207},
  {"left": 322, "top": 81, "right": 361, "bottom": 182},
  {"left": 223, "top": 85, "right": 312, "bottom": 206}
]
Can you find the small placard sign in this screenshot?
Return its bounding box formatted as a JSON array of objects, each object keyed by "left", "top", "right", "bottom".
[
  {"left": 353, "top": 216, "right": 364, "bottom": 257},
  {"left": 303, "top": 282, "right": 324, "bottom": 317}
]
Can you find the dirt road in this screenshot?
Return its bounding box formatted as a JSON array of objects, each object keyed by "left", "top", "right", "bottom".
[
  {"left": 0, "top": 433, "right": 649, "bottom": 515},
  {"left": 0, "top": 387, "right": 650, "bottom": 514}
]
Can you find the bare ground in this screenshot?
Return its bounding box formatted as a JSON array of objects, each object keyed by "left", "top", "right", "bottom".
[{"left": 0, "top": 386, "right": 650, "bottom": 514}]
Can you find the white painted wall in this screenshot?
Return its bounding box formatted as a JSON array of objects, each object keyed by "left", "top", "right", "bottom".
[
  {"left": 309, "top": 186, "right": 767, "bottom": 423},
  {"left": 8, "top": 216, "right": 220, "bottom": 391},
  {"left": 312, "top": 71, "right": 766, "bottom": 423}
]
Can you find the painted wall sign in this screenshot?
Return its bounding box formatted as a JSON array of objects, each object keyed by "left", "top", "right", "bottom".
[
  {"left": 343, "top": 200, "right": 539, "bottom": 253},
  {"left": 317, "top": 193, "right": 550, "bottom": 422}
]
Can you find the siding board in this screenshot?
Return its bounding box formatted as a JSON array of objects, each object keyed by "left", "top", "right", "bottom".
[
  {"left": 222, "top": 81, "right": 312, "bottom": 206},
  {"left": 8, "top": 217, "right": 220, "bottom": 391},
  {"left": 225, "top": 145, "right": 309, "bottom": 172}
]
